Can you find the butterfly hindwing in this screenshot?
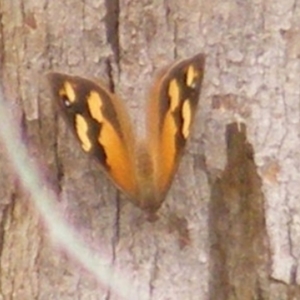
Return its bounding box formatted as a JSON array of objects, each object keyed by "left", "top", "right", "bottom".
[{"left": 47, "top": 73, "right": 139, "bottom": 200}]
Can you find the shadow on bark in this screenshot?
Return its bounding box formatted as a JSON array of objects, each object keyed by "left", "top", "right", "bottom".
[{"left": 208, "top": 122, "right": 269, "bottom": 300}]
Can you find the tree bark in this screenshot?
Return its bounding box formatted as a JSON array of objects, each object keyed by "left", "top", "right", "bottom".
[{"left": 0, "top": 0, "right": 299, "bottom": 299}]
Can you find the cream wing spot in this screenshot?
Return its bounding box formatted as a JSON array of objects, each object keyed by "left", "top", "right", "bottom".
[
  {"left": 168, "top": 79, "right": 180, "bottom": 111},
  {"left": 182, "top": 99, "right": 192, "bottom": 139},
  {"left": 75, "top": 114, "right": 92, "bottom": 152},
  {"left": 186, "top": 65, "right": 199, "bottom": 88},
  {"left": 87, "top": 91, "right": 104, "bottom": 123},
  {"left": 166, "top": 79, "right": 180, "bottom": 139},
  {"left": 59, "top": 81, "right": 76, "bottom": 106}
]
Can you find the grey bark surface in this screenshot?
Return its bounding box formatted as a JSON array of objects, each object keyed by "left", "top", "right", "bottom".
[{"left": 0, "top": 0, "right": 299, "bottom": 299}]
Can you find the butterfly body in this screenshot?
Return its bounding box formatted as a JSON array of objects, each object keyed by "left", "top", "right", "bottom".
[{"left": 48, "top": 53, "right": 205, "bottom": 215}]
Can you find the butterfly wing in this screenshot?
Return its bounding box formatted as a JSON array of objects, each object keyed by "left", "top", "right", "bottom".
[
  {"left": 47, "top": 73, "right": 139, "bottom": 201},
  {"left": 147, "top": 53, "right": 205, "bottom": 200}
]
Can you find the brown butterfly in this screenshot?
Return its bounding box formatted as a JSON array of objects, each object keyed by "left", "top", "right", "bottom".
[{"left": 47, "top": 53, "right": 205, "bottom": 216}]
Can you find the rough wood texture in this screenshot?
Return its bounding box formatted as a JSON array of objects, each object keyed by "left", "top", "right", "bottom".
[{"left": 0, "top": 0, "right": 299, "bottom": 299}]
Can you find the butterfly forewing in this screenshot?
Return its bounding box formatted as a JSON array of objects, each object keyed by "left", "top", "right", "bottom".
[
  {"left": 47, "top": 73, "right": 139, "bottom": 200},
  {"left": 147, "top": 54, "right": 205, "bottom": 197}
]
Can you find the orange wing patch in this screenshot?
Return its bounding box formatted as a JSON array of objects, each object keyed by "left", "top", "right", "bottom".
[
  {"left": 158, "top": 78, "right": 181, "bottom": 190},
  {"left": 86, "top": 90, "right": 138, "bottom": 198}
]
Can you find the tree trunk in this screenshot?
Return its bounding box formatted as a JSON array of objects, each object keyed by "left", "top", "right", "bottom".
[{"left": 0, "top": 0, "right": 299, "bottom": 299}]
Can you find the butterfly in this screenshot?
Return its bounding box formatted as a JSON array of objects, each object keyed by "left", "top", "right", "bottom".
[{"left": 47, "top": 53, "right": 205, "bottom": 216}]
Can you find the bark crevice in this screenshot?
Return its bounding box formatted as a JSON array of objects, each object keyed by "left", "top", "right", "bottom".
[{"left": 104, "top": 0, "right": 120, "bottom": 65}]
